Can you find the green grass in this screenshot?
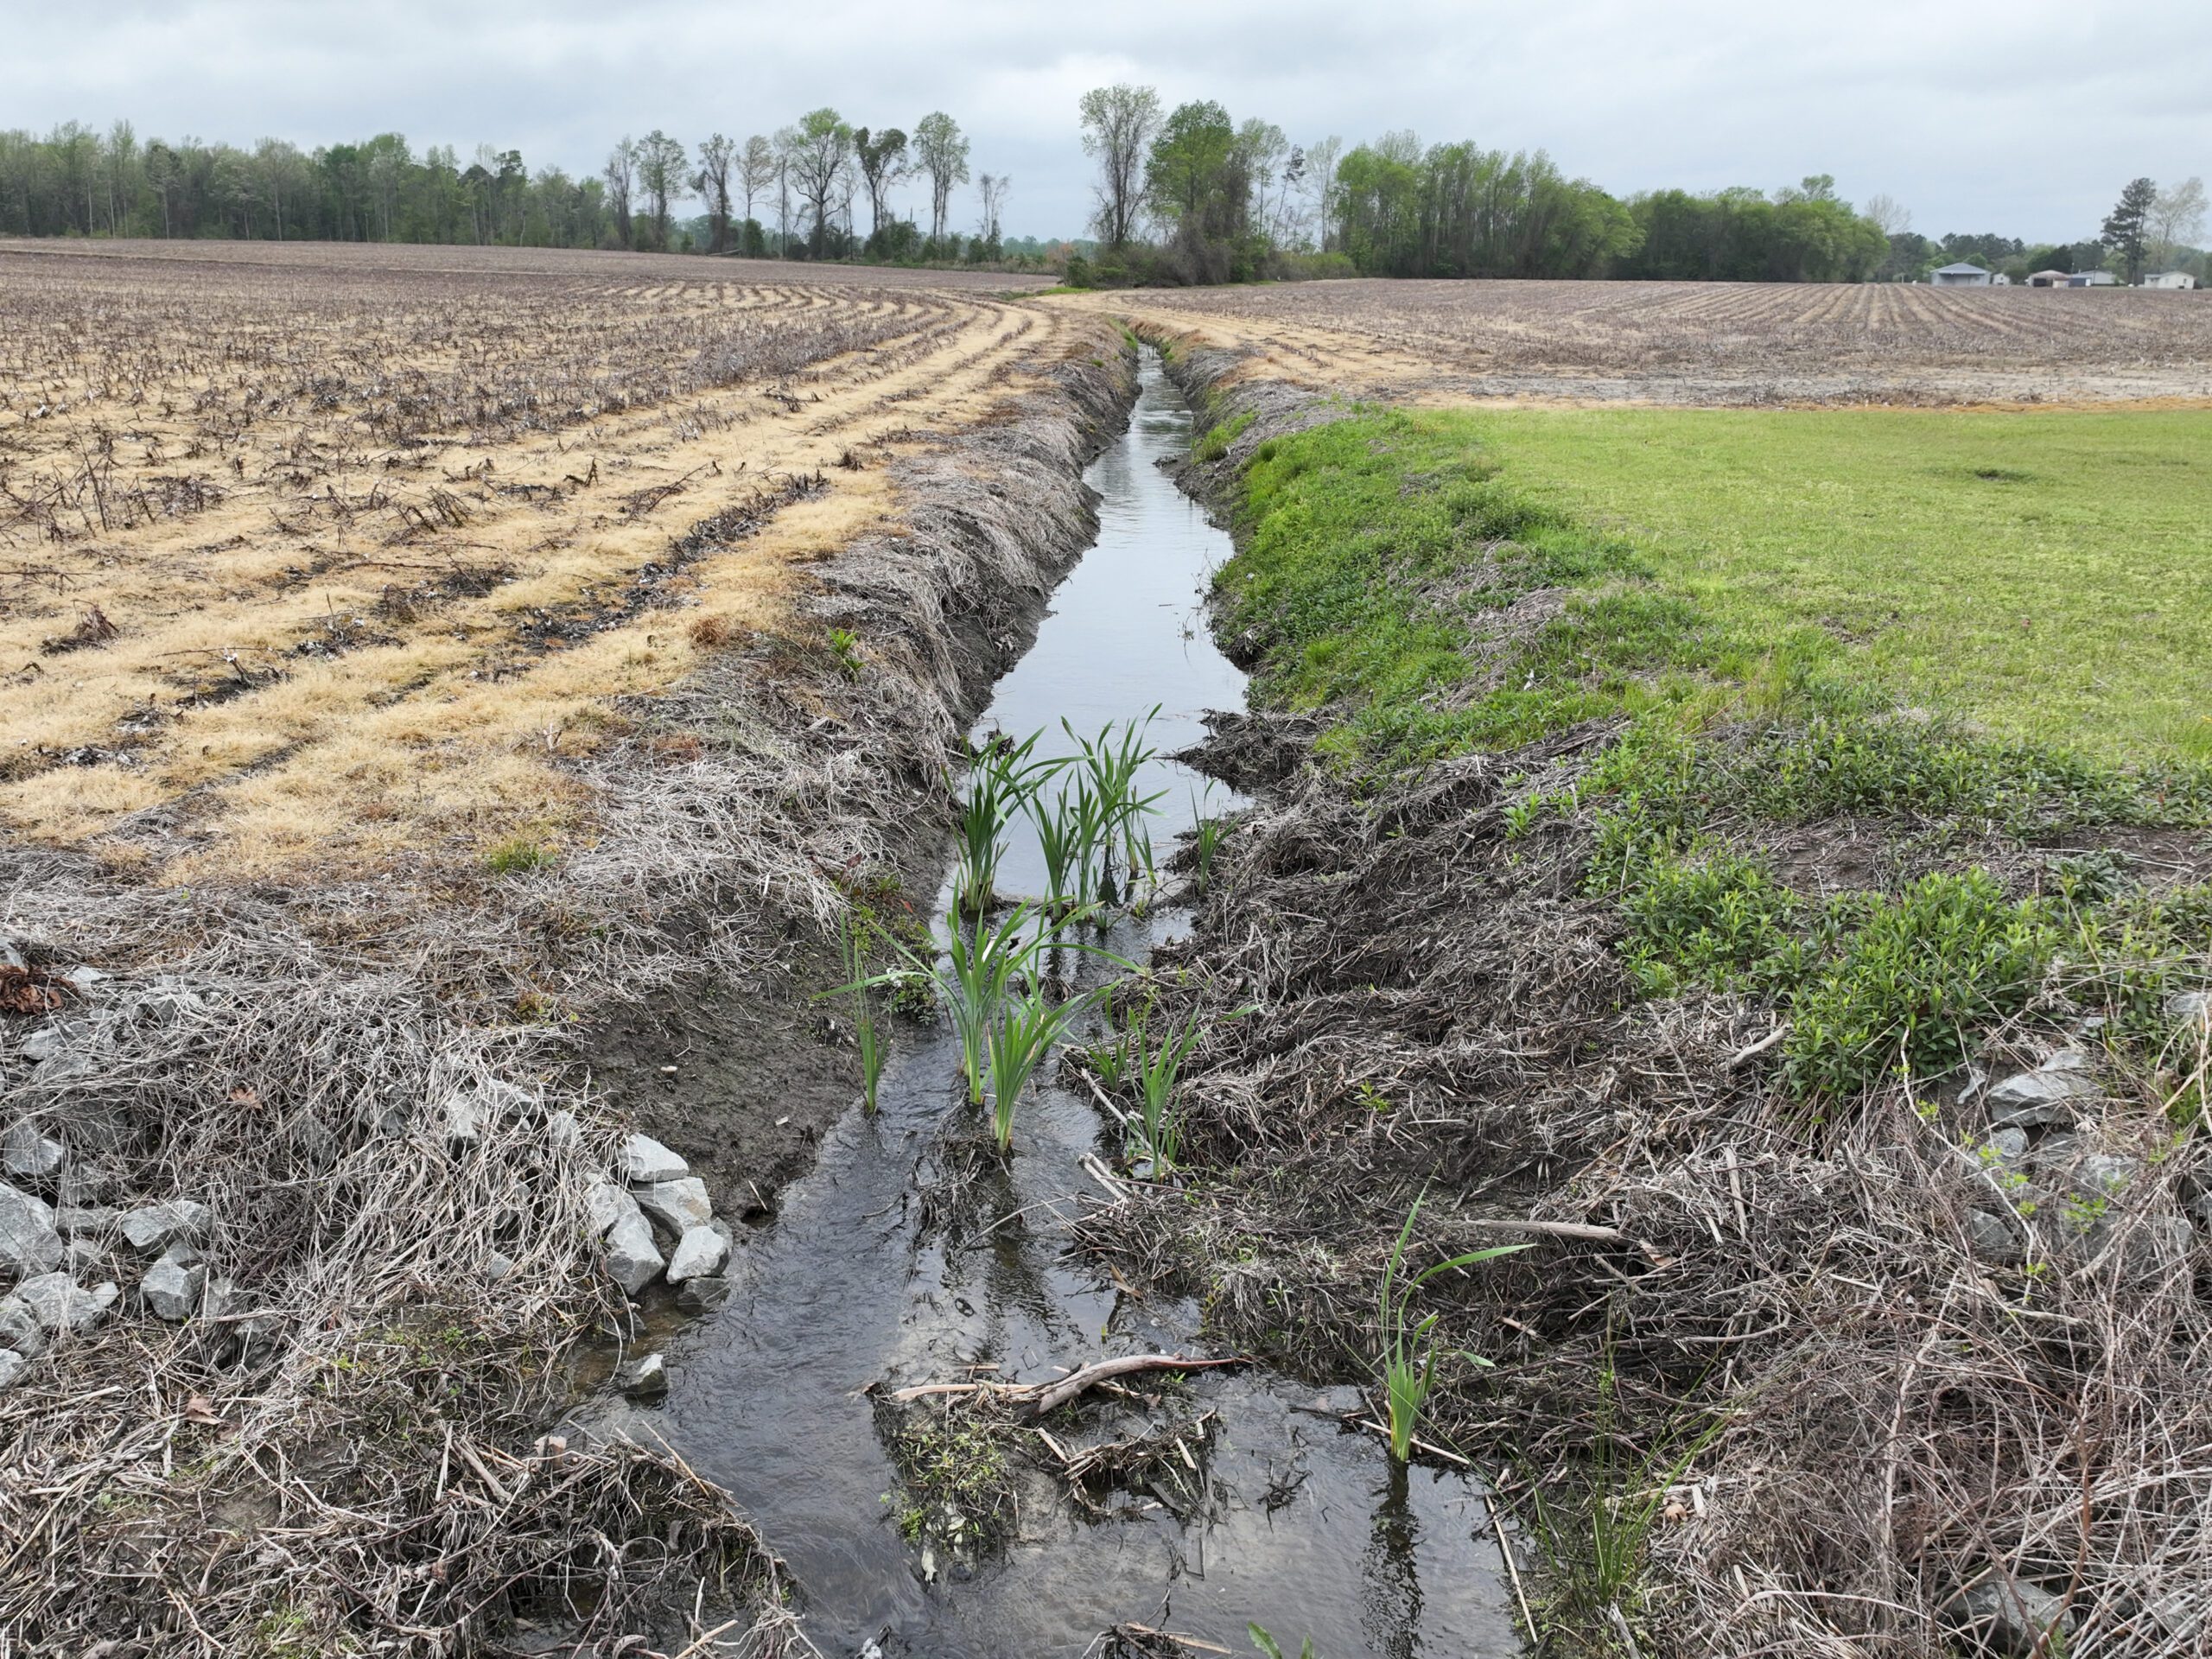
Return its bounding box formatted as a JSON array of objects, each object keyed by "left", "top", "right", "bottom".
[
  {"left": 1219, "top": 404, "right": 2212, "bottom": 768},
  {"left": 1422, "top": 405, "right": 2212, "bottom": 764}
]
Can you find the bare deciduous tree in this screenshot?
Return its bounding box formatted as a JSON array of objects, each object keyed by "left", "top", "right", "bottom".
[
  {"left": 1863, "top": 193, "right": 1911, "bottom": 237},
  {"left": 693, "top": 133, "right": 734, "bottom": 253},
  {"left": 976, "top": 171, "right": 1008, "bottom": 255},
  {"left": 738, "top": 136, "right": 776, "bottom": 250},
  {"left": 1077, "top": 84, "right": 1160, "bottom": 250},
  {"left": 1304, "top": 135, "right": 1342, "bottom": 251},
  {"left": 912, "top": 111, "right": 969, "bottom": 245},
  {"left": 602, "top": 137, "right": 636, "bottom": 249},
  {"left": 2150, "top": 176, "right": 2208, "bottom": 272}
]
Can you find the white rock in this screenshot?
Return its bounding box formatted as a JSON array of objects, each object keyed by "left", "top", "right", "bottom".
[
  {"left": 0, "top": 1183, "right": 62, "bottom": 1277},
  {"left": 62, "top": 965, "right": 105, "bottom": 993},
  {"left": 546, "top": 1109, "right": 582, "bottom": 1154},
  {"left": 12, "top": 1273, "right": 116, "bottom": 1336},
  {"left": 2166, "top": 989, "right": 2212, "bottom": 1030},
  {"left": 634, "top": 1177, "right": 712, "bottom": 1236},
  {"left": 1986, "top": 1065, "right": 2098, "bottom": 1126},
  {"left": 141, "top": 1255, "right": 206, "bottom": 1321},
  {"left": 1, "top": 1122, "right": 63, "bottom": 1180},
  {"left": 665, "top": 1224, "right": 729, "bottom": 1285},
  {"left": 118, "top": 1200, "right": 213, "bottom": 1255},
  {"left": 586, "top": 1179, "right": 633, "bottom": 1237},
  {"left": 443, "top": 1093, "right": 486, "bottom": 1144},
  {"left": 604, "top": 1210, "right": 664, "bottom": 1295},
  {"left": 57, "top": 1205, "right": 117, "bottom": 1237},
  {"left": 0, "top": 1348, "right": 23, "bottom": 1389},
  {"left": 130, "top": 982, "right": 207, "bottom": 1025},
  {"left": 620, "top": 1133, "right": 689, "bottom": 1185}
]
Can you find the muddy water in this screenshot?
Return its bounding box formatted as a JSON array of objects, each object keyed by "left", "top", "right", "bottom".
[{"left": 645, "top": 355, "right": 1525, "bottom": 1658}]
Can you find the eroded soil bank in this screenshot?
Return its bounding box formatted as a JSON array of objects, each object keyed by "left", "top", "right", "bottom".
[{"left": 1070, "top": 334, "right": 2212, "bottom": 1659}]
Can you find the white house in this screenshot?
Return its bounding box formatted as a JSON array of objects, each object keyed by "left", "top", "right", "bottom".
[
  {"left": 2027, "top": 270, "right": 2072, "bottom": 287},
  {"left": 2143, "top": 271, "right": 2199, "bottom": 289},
  {"left": 1931, "top": 261, "right": 1993, "bottom": 286}
]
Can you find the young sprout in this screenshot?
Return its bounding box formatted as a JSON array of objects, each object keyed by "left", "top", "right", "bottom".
[
  {"left": 1376, "top": 1193, "right": 1529, "bottom": 1462},
  {"left": 841, "top": 908, "right": 885, "bottom": 1113},
  {"left": 985, "top": 982, "right": 1090, "bottom": 1154}
]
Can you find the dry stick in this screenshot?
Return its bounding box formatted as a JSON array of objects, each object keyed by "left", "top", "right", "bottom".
[
  {"left": 887, "top": 1353, "right": 1249, "bottom": 1415},
  {"left": 1483, "top": 1476, "right": 1542, "bottom": 1648},
  {"left": 1726, "top": 1020, "right": 1791, "bottom": 1068}
]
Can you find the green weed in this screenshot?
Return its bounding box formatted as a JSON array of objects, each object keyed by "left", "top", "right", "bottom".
[{"left": 1376, "top": 1193, "right": 1528, "bottom": 1461}]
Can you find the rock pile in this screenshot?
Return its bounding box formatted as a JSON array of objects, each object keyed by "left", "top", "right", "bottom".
[{"left": 589, "top": 1133, "right": 731, "bottom": 1298}]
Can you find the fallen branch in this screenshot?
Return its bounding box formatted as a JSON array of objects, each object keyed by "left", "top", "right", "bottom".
[{"left": 887, "top": 1352, "right": 1249, "bottom": 1415}]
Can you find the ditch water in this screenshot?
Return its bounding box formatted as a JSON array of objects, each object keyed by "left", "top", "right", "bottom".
[{"left": 639, "top": 353, "right": 1525, "bottom": 1657}]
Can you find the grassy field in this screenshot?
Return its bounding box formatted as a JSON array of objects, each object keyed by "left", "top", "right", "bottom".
[{"left": 1218, "top": 398, "right": 2212, "bottom": 769}]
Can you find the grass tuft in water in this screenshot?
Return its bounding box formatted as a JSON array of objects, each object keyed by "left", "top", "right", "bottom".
[{"left": 1376, "top": 1194, "right": 1528, "bottom": 1462}]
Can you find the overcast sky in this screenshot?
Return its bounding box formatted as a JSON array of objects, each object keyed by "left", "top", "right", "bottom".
[{"left": 12, "top": 1, "right": 2209, "bottom": 245}]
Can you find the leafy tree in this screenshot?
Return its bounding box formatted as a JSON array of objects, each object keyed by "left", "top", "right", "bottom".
[
  {"left": 692, "top": 133, "right": 734, "bottom": 253},
  {"left": 2150, "top": 176, "right": 2207, "bottom": 271},
  {"left": 779, "top": 109, "right": 854, "bottom": 257},
  {"left": 634, "top": 130, "right": 686, "bottom": 251},
  {"left": 912, "top": 111, "right": 969, "bottom": 245},
  {"left": 854, "top": 126, "right": 908, "bottom": 245},
  {"left": 2101, "top": 176, "right": 2157, "bottom": 283}
]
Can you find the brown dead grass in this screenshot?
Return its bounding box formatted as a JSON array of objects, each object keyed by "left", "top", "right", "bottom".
[{"left": 0, "top": 242, "right": 1064, "bottom": 876}]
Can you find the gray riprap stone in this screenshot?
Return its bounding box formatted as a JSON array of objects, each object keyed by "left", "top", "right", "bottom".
[
  {"left": 62, "top": 965, "right": 105, "bottom": 993},
  {"left": 586, "top": 1179, "right": 632, "bottom": 1237},
  {"left": 56, "top": 1205, "right": 117, "bottom": 1237},
  {"left": 13, "top": 1273, "right": 116, "bottom": 1336},
  {"left": 1986, "top": 1061, "right": 2099, "bottom": 1128},
  {"left": 1944, "top": 1573, "right": 2071, "bottom": 1656},
  {"left": 0, "top": 1183, "right": 62, "bottom": 1277},
  {"left": 0, "top": 1298, "right": 43, "bottom": 1359},
  {"left": 118, "top": 1200, "right": 213, "bottom": 1255},
  {"left": 1, "top": 1122, "right": 63, "bottom": 1180},
  {"left": 485, "top": 1250, "right": 516, "bottom": 1286},
  {"left": 2075, "top": 1154, "right": 2138, "bottom": 1197},
  {"left": 665, "top": 1224, "right": 729, "bottom": 1285},
  {"left": 0, "top": 939, "right": 22, "bottom": 970},
  {"left": 443, "top": 1092, "right": 486, "bottom": 1145},
  {"left": 604, "top": 1209, "right": 664, "bottom": 1295},
  {"left": 1983, "top": 1127, "right": 2030, "bottom": 1166},
  {"left": 1967, "top": 1211, "right": 2023, "bottom": 1266},
  {"left": 675, "top": 1275, "right": 730, "bottom": 1315},
  {"left": 619, "top": 1133, "right": 689, "bottom": 1185},
  {"left": 0, "top": 1348, "right": 23, "bottom": 1389},
  {"left": 616, "top": 1351, "right": 669, "bottom": 1400},
  {"left": 63, "top": 1238, "right": 106, "bottom": 1274},
  {"left": 546, "top": 1110, "right": 581, "bottom": 1154},
  {"left": 141, "top": 1255, "right": 206, "bottom": 1321},
  {"left": 634, "top": 1177, "right": 712, "bottom": 1236}
]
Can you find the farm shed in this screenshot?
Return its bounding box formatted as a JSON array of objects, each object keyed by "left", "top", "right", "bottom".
[
  {"left": 1930, "top": 262, "right": 1993, "bottom": 286},
  {"left": 2028, "top": 270, "right": 2072, "bottom": 287},
  {"left": 2068, "top": 271, "right": 2119, "bottom": 287},
  {"left": 2143, "top": 271, "right": 2199, "bottom": 289}
]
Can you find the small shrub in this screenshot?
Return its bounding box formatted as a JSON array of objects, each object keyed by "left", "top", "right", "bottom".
[{"left": 687, "top": 613, "right": 732, "bottom": 649}]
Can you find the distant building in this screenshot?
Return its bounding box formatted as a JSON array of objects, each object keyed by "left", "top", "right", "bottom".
[
  {"left": 2068, "top": 271, "right": 2119, "bottom": 287},
  {"left": 2143, "top": 271, "right": 2199, "bottom": 289},
  {"left": 1991, "top": 272, "right": 2012, "bottom": 285},
  {"left": 2027, "top": 270, "right": 2072, "bottom": 287},
  {"left": 1931, "top": 261, "right": 1993, "bottom": 286}
]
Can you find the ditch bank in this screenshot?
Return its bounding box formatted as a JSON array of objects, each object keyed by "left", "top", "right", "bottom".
[
  {"left": 0, "top": 323, "right": 1140, "bottom": 1656},
  {"left": 1082, "top": 331, "right": 2212, "bottom": 1659}
]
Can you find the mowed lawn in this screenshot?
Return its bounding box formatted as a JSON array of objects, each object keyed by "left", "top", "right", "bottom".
[{"left": 1446, "top": 404, "right": 2212, "bottom": 762}]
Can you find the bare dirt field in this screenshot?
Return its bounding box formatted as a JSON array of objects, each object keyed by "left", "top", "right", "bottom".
[
  {"left": 1068, "top": 276, "right": 2212, "bottom": 405},
  {"left": 0, "top": 240, "right": 1064, "bottom": 878}
]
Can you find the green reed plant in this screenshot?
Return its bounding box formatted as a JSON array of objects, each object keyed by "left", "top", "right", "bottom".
[
  {"left": 952, "top": 730, "right": 1066, "bottom": 921},
  {"left": 986, "top": 982, "right": 1092, "bottom": 1154},
  {"left": 1129, "top": 1007, "right": 1204, "bottom": 1173},
  {"left": 841, "top": 909, "right": 885, "bottom": 1114},
  {"left": 1189, "top": 786, "right": 1228, "bottom": 896},
  {"left": 1062, "top": 710, "right": 1166, "bottom": 912},
  {"left": 1377, "top": 1194, "right": 1529, "bottom": 1461}
]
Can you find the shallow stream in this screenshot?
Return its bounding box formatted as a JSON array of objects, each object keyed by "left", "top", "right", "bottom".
[{"left": 639, "top": 355, "right": 1524, "bottom": 1658}]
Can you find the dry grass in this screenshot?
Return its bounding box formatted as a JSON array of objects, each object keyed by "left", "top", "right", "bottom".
[
  {"left": 0, "top": 242, "right": 1063, "bottom": 877},
  {"left": 1063, "top": 278, "right": 2212, "bottom": 406}
]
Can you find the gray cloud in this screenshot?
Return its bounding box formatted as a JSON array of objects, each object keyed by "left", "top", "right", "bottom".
[{"left": 14, "top": 0, "right": 2210, "bottom": 244}]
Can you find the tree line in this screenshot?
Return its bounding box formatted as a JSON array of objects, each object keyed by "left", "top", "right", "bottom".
[
  {"left": 0, "top": 114, "right": 1025, "bottom": 264},
  {"left": 1073, "top": 86, "right": 1892, "bottom": 285}
]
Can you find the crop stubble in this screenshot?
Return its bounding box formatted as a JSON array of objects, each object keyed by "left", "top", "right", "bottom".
[
  {"left": 1066, "top": 276, "right": 2212, "bottom": 406},
  {"left": 0, "top": 240, "right": 1062, "bottom": 876}
]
